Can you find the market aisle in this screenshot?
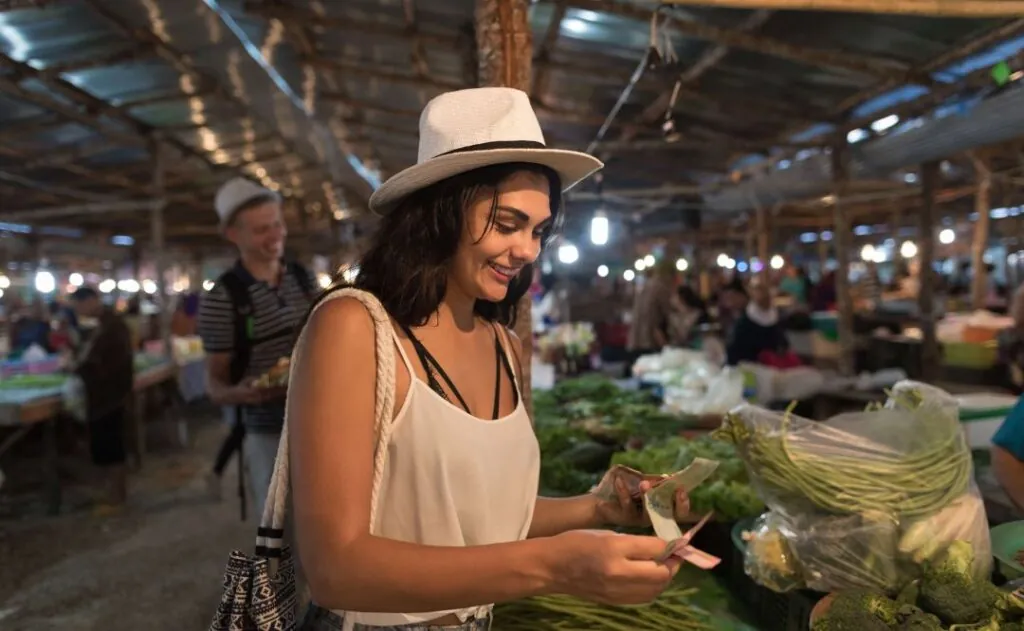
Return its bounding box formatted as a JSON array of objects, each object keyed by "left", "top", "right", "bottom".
[{"left": 0, "top": 420, "right": 251, "bottom": 631}]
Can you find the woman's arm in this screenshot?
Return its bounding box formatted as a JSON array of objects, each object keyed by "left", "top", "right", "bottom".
[{"left": 292, "top": 300, "right": 646, "bottom": 613}]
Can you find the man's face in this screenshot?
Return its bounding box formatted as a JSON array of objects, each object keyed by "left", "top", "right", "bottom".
[
  {"left": 226, "top": 201, "right": 286, "bottom": 263},
  {"left": 72, "top": 297, "right": 101, "bottom": 319}
]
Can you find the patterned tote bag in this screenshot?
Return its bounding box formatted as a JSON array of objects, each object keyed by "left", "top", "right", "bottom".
[{"left": 209, "top": 289, "right": 399, "bottom": 631}]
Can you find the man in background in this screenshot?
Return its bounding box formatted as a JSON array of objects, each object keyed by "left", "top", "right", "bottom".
[
  {"left": 627, "top": 258, "right": 677, "bottom": 372},
  {"left": 198, "top": 177, "right": 315, "bottom": 517},
  {"left": 69, "top": 286, "right": 134, "bottom": 510}
]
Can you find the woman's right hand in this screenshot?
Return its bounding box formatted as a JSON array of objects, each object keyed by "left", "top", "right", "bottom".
[{"left": 547, "top": 530, "right": 679, "bottom": 605}]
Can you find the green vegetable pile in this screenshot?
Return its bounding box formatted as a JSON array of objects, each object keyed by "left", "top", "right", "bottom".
[
  {"left": 812, "top": 541, "right": 1024, "bottom": 631},
  {"left": 534, "top": 376, "right": 683, "bottom": 496},
  {"left": 493, "top": 580, "right": 713, "bottom": 630},
  {"left": 611, "top": 435, "right": 763, "bottom": 522},
  {"left": 533, "top": 376, "right": 761, "bottom": 521}
]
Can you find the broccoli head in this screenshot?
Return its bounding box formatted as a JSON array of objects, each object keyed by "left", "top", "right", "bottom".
[
  {"left": 920, "top": 541, "right": 999, "bottom": 625},
  {"left": 811, "top": 590, "right": 899, "bottom": 631},
  {"left": 896, "top": 608, "right": 943, "bottom": 630}
]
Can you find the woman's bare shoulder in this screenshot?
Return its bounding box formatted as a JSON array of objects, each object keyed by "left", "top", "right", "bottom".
[{"left": 304, "top": 295, "right": 378, "bottom": 355}]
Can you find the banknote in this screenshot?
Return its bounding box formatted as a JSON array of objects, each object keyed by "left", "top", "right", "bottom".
[
  {"left": 591, "top": 465, "right": 648, "bottom": 503},
  {"left": 643, "top": 457, "right": 719, "bottom": 543}
]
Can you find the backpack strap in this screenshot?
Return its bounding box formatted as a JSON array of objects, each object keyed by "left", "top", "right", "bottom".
[
  {"left": 217, "top": 269, "right": 254, "bottom": 385},
  {"left": 286, "top": 261, "right": 315, "bottom": 300}
]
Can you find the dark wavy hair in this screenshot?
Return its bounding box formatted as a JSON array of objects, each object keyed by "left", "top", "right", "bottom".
[{"left": 317, "top": 162, "right": 563, "bottom": 328}]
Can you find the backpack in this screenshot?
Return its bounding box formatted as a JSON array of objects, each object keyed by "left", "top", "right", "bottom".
[
  {"left": 216, "top": 261, "right": 315, "bottom": 385},
  {"left": 215, "top": 261, "right": 315, "bottom": 521}
]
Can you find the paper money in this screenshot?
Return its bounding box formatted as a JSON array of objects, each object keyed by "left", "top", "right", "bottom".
[
  {"left": 644, "top": 457, "right": 719, "bottom": 543},
  {"left": 673, "top": 546, "right": 722, "bottom": 570},
  {"left": 591, "top": 465, "right": 647, "bottom": 502}
]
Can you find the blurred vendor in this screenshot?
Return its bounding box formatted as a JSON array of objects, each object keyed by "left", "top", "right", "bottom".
[
  {"left": 992, "top": 396, "right": 1024, "bottom": 513},
  {"left": 627, "top": 259, "right": 676, "bottom": 360},
  {"left": 726, "top": 282, "right": 791, "bottom": 366}
]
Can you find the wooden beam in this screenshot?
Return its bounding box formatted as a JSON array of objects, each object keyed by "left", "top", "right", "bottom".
[
  {"left": 918, "top": 160, "right": 940, "bottom": 383},
  {"left": 619, "top": 10, "right": 773, "bottom": 147},
  {"left": 827, "top": 19, "right": 1024, "bottom": 123},
  {"left": 40, "top": 43, "right": 155, "bottom": 77},
  {"left": 655, "top": 0, "right": 1024, "bottom": 16},
  {"left": 532, "top": 2, "right": 567, "bottom": 101},
  {"left": 305, "top": 56, "right": 461, "bottom": 92},
  {"left": 403, "top": 0, "right": 432, "bottom": 78},
  {"left": 10, "top": 139, "right": 120, "bottom": 172},
  {"left": 562, "top": 0, "right": 913, "bottom": 79},
  {"left": 476, "top": 0, "right": 535, "bottom": 414},
  {"left": 151, "top": 139, "right": 172, "bottom": 355},
  {"left": 831, "top": 141, "right": 855, "bottom": 376},
  {"left": 0, "top": 200, "right": 162, "bottom": 222},
  {"left": 244, "top": 2, "right": 462, "bottom": 48},
  {"left": 969, "top": 152, "right": 992, "bottom": 311},
  {"left": 568, "top": 184, "right": 702, "bottom": 200}
]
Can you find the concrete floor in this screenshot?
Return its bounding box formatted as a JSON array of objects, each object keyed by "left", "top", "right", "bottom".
[{"left": 0, "top": 419, "right": 252, "bottom": 631}]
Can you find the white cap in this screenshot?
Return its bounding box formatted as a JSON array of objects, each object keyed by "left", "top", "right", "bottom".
[{"left": 214, "top": 177, "right": 281, "bottom": 225}]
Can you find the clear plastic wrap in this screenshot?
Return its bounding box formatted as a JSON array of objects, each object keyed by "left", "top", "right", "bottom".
[{"left": 720, "top": 380, "right": 991, "bottom": 595}]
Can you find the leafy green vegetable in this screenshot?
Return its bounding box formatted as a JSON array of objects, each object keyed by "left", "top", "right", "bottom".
[{"left": 611, "top": 435, "right": 764, "bottom": 522}]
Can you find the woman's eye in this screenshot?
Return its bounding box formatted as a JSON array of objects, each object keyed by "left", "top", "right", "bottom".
[{"left": 496, "top": 223, "right": 518, "bottom": 234}]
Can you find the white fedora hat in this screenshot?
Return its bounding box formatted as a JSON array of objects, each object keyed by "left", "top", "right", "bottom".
[{"left": 368, "top": 87, "right": 603, "bottom": 215}]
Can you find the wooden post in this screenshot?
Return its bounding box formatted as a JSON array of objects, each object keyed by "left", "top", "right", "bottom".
[
  {"left": 150, "top": 140, "right": 170, "bottom": 354},
  {"left": 755, "top": 204, "right": 769, "bottom": 278},
  {"left": 817, "top": 234, "right": 828, "bottom": 280},
  {"left": 831, "top": 143, "right": 855, "bottom": 376},
  {"left": 919, "top": 161, "right": 940, "bottom": 383},
  {"left": 970, "top": 153, "right": 992, "bottom": 311},
  {"left": 475, "top": 0, "right": 535, "bottom": 414}
]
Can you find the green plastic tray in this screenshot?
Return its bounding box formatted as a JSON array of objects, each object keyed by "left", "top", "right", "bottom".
[{"left": 991, "top": 522, "right": 1024, "bottom": 580}]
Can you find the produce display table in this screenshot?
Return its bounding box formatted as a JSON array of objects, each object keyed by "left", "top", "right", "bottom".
[
  {"left": 0, "top": 356, "right": 183, "bottom": 514},
  {"left": 0, "top": 382, "right": 65, "bottom": 513}
]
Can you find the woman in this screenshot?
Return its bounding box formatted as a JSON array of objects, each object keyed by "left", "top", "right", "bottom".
[{"left": 288, "top": 88, "right": 691, "bottom": 631}]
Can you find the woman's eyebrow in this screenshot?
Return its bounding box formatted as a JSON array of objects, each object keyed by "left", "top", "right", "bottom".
[{"left": 495, "top": 205, "right": 531, "bottom": 222}]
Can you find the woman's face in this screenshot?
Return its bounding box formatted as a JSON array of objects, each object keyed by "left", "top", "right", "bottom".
[{"left": 450, "top": 171, "right": 552, "bottom": 303}]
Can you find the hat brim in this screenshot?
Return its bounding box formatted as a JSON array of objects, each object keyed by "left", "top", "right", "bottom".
[{"left": 368, "top": 147, "right": 603, "bottom": 215}]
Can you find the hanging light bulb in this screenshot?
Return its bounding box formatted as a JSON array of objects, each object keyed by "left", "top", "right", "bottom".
[
  {"left": 900, "top": 240, "right": 918, "bottom": 259},
  {"left": 557, "top": 243, "right": 579, "bottom": 264},
  {"left": 590, "top": 213, "right": 609, "bottom": 246}
]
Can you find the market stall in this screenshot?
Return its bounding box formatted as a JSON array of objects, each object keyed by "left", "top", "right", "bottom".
[
  {"left": 526, "top": 372, "right": 1024, "bottom": 630},
  {"left": 0, "top": 338, "right": 207, "bottom": 514}
]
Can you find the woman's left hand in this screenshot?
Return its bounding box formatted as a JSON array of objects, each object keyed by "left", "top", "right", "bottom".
[{"left": 592, "top": 466, "right": 691, "bottom": 528}]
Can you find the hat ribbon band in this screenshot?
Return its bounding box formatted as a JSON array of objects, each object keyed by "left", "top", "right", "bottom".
[{"left": 436, "top": 139, "right": 547, "bottom": 158}]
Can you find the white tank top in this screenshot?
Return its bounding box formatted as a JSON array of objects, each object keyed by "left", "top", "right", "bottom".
[{"left": 334, "top": 310, "right": 540, "bottom": 629}]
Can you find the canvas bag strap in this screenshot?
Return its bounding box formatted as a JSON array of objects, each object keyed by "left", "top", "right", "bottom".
[{"left": 255, "top": 287, "right": 397, "bottom": 557}]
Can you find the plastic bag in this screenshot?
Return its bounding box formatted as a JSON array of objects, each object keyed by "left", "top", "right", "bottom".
[
  {"left": 61, "top": 374, "right": 88, "bottom": 424},
  {"left": 719, "top": 380, "right": 990, "bottom": 594},
  {"left": 662, "top": 367, "right": 744, "bottom": 416}
]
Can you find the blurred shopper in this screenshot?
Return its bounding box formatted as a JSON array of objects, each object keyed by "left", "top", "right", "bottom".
[
  {"left": 69, "top": 287, "right": 134, "bottom": 511},
  {"left": 198, "top": 177, "right": 316, "bottom": 516}
]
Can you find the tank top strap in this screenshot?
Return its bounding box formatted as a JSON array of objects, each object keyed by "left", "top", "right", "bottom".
[
  {"left": 388, "top": 324, "right": 416, "bottom": 378},
  {"left": 494, "top": 325, "right": 521, "bottom": 396}
]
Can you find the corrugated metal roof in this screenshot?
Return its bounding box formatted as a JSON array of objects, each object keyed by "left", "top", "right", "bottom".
[{"left": 0, "top": 0, "right": 1020, "bottom": 245}]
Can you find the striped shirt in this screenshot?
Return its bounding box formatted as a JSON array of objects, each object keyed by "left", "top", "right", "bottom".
[{"left": 197, "top": 261, "right": 316, "bottom": 432}]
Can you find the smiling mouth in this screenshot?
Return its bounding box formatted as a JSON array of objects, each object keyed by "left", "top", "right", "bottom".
[{"left": 489, "top": 262, "right": 520, "bottom": 279}]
